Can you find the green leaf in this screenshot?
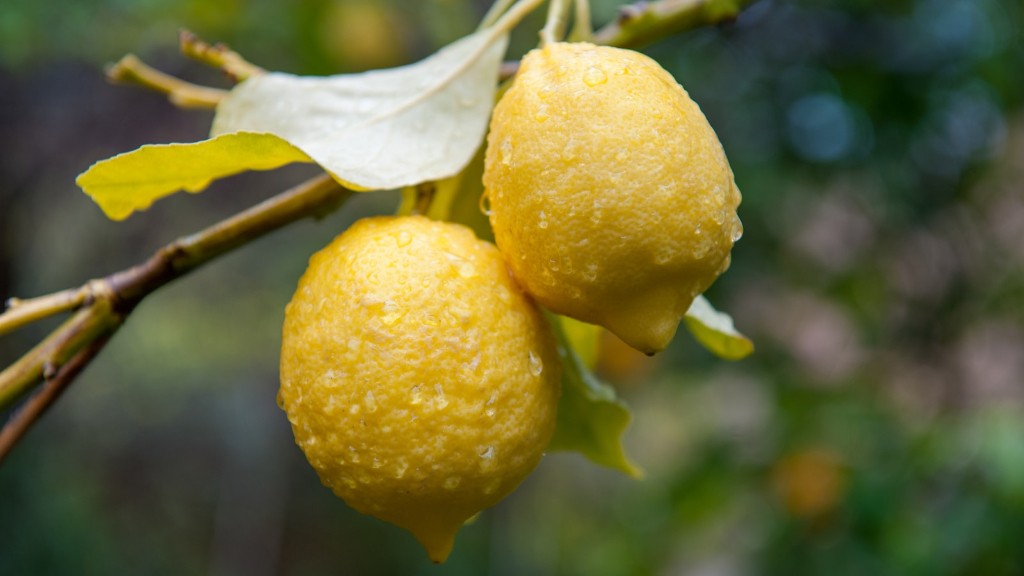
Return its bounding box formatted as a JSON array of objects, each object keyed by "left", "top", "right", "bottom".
[
  {"left": 683, "top": 295, "right": 754, "bottom": 360},
  {"left": 559, "top": 316, "right": 601, "bottom": 369},
  {"left": 438, "top": 145, "right": 494, "bottom": 242},
  {"left": 549, "top": 315, "right": 642, "bottom": 478},
  {"left": 211, "top": 27, "right": 508, "bottom": 191},
  {"left": 76, "top": 132, "right": 311, "bottom": 221}
]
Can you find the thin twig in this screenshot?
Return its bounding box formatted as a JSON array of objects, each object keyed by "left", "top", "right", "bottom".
[
  {"left": 102, "top": 174, "right": 348, "bottom": 311},
  {"left": 499, "top": 0, "right": 752, "bottom": 79},
  {"left": 179, "top": 29, "right": 265, "bottom": 82},
  {"left": 0, "top": 285, "right": 91, "bottom": 337},
  {"left": 0, "top": 334, "right": 113, "bottom": 462},
  {"left": 593, "top": 0, "right": 753, "bottom": 49},
  {"left": 106, "top": 30, "right": 263, "bottom": 109},
  {"left": 107, "top": 55, "right": 228, "bottom": 109},
  {"left": 0, "top": 304, "right": 119, "bottom": 409}
]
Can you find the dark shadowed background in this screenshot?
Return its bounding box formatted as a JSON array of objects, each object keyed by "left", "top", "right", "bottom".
[{"left": 2, "top": 0, "right": 1024, "bottom": 574}]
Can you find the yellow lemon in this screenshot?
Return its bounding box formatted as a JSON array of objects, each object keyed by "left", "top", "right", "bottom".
[
  {"left": 278, "top": 215, "right": 561, "bottom": 563},
  {"left": 484, "top": 42, "right": 742, "bottom": 354}
]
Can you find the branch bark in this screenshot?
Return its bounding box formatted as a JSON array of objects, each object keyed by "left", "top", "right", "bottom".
[
  {"left": 0, "top": 334, "right": 113, "bottom": 462},
  {"left": 106, "top": 55, "right": 228, "bottom": 109},
  {"left": 179, "top": 29, "right": 266, "bottom": 82},
  {"left": 499, "top": 0, "right": 753, "bottom": 79},
  {"left": 0, "top": 175, "right": 350, "bottom": 461},
  {"left": 594, "top": 0, "right": 753, "bottom": 49}
]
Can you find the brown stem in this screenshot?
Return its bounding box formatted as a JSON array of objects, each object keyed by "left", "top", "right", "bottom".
[
  {"left": 593, "top": 0, "right": 753, "bottom": 49},
  {"left": 0, "top": 303, "right": 120, "bottom": 409},
  {"left": 179, "top": 29, "right": 265, "bottom": 82},
  {"left": 498, "top": 0, "right": 753, "bottom": 80},
  {"left": 107, "top": 174, "right": 347, "bottom": 304},
  {"left": 106, "top": 30, "right": 263, "bottom": 109},
  {"left": 0, "top": 334, "right": 113, "bottom": 462},
  {"left": 0, "top": 174, "right": 350, "bottom": 462}
]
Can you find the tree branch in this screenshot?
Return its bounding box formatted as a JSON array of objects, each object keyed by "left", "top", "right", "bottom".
[
  {"left": 179, "top": 29, "right": 265, "bottom": 82},
  {"left": 1, "top": 285, "right": 92, "bottom": 337},
  {"left": 593, "top": 0, "right": 753, "bottom": 49},
  {"left": 0, "top": 334, "right": 113, "bottom": 461},
  {"left": 0, "top": 0, "right": 755, "bottom": 462},
  {"left": 499, "top": 0, "right": 753, "bottom": 79},
  {"left": 0, "top": 302, "right": 120, "bottom": 409},
  {"left": 0, "top": 174, "right": 351, "bottom": 462}
]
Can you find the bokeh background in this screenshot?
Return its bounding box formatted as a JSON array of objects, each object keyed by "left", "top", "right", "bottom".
[{"left": 2, "top": 0, "right": 1024, "bottom": 574}]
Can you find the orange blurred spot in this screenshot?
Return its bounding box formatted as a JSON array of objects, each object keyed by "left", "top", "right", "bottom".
[{"left": 772, "top": 448, "right": 847, "bottom": 520}]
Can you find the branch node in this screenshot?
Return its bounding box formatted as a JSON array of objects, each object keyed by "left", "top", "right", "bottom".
[
  {"left": 82, "top": 279, "right": 117, "bottom": 313},
  {"left": 179, "top": 29, "right": 264, "bottom": 82},
  {"left": 617, "top": 2, "right": 648, "bottom": 24},
  {"left": 413, "top": 182, "right": 437, "bottom": 216},
  {"left": 42, "top": 361, "right": 58, "bottom": 381}
]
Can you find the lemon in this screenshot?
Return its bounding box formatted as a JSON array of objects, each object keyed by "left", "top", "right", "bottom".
[
  {"left": 278, "top": 215, "right": 561, "bottom": 563},
  {"left": 484, "top": 42, "right": 742, "bottom": 354}
]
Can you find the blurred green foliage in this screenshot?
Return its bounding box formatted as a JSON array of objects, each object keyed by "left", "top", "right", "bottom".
[{"left": 2, "top": 0, "right": 1024, "bottom": 574}]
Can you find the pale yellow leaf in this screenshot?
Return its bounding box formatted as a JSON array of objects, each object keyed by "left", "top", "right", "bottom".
[
  {"left": 76, "top": 132, "right": 311, "bottom": 220},
  {"left": 684, "top": 295, "right": 754, "bottom": 360}
]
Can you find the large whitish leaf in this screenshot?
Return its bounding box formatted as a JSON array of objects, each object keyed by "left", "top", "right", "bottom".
[
  {"left": 549, "top": 315, "right": 642, "bottom": 478},
  {"left": 77, "top": 133, "right": 311, "bottom": 221},
  {"left": 684, "top": 295, "right": 754, "bottom": 360},
  {"left": 212, "top": 28, "right": 509, "bottom": 191}
]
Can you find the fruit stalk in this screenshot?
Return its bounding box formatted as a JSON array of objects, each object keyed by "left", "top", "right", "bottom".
[
  {"left": 569, "top": 0, "right": 594, "bottom": 41},
  {"left": 540, "top": 0, "right": 571, "bottom": 45}
]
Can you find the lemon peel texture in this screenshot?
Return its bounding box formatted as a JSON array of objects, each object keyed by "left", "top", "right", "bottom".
[
  {"left": 484, "top": 42, "right": 743, "bottom": 354},
  {"left": 279, "top": 215, "right": 561, "bottom": 563}
]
